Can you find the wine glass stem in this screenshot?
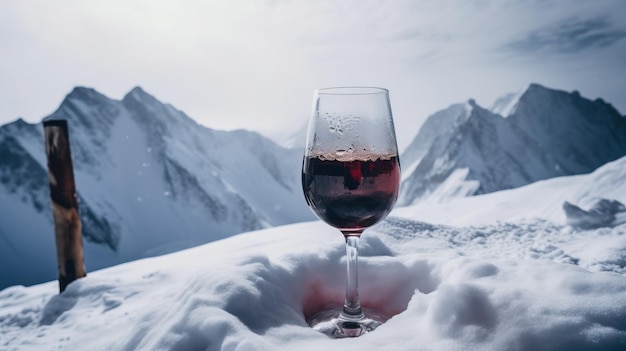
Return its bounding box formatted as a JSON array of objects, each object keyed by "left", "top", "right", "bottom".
[{"left": 342, "top": 234, "right": 364, "bottom": 319}]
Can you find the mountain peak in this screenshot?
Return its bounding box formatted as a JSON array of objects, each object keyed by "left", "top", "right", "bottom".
[
  {"left": 400, "top": 83, "right": 626, "bottom": 205},
  {"left": 129, "top": 86, "right": 145, "bottom": 94},
  {"left": 14, "top": 117, "right": 28, "bottom": 126},
  {"left": 489, "top": 83, "right": 553, "bottom": 117},
  {"left": 526, "top": 82, "right": 546, "bottom": 91},
  {"left": 518, "top": 83, "right": 571, "bottom": 103},
  {"left": 0, "top": 117, "right": 39, "bottom": 137},
  {"left": 123, "top": 86, "right": 159, "bottom": 104},
  {"left": 64, "top": 86, "right": 107, "bottom": 102},
  {"left": 53, "top": 86, "right": 115, "bottom": 114},
  {"left": 49, "top": 87, "right": 114, "bottom": 120},
  {"left": 127, "top": 86, "right": 147, "bottom": 96},
  {"left": 489, "top": 83, "right": 577, "bottom": 118}
]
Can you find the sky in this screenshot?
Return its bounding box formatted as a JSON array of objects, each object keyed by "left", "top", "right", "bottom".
[{"left": 1, "top": 0, "right": 625, "bottom": 149}]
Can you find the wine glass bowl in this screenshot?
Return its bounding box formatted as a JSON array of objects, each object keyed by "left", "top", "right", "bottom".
[
  {"left": 301, "top": 87, "right": 400, "bottom": 337},
  {"left": 302, "top": 154, "right": 400, "bottom": 233}
]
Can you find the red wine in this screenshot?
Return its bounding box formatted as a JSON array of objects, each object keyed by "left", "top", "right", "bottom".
[{"left": 302, "top": 155, "right": 400, "bottom": 233}]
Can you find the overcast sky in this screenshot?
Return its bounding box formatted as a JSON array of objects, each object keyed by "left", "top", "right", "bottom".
[{"left": 1, "top": 0, "right": 625, "bottom": 149}]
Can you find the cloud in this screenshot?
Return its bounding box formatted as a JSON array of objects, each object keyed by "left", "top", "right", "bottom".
[
  {"left": 506, "top": 17, "right": 626, "bottom": 54},
  {"left": 1, "top": 0, "right": 625, "bottom": 149}
]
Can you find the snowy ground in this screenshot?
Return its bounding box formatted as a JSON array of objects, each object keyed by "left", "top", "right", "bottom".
[
  {"left": 2, "top": 157, "right": 626, "bottom": 350},
  {"left": 1, "top": 216, "right": 625, "bottom": 350},
  {"left": 393, "top": 155, "right": 626, "bottom": 228}
]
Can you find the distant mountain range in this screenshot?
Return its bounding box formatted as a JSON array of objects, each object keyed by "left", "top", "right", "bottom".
[
  {"left": 1, "top": 83, "right": 624, "bottom": 289},
  {"left": 0, "top": 87, "right": 314, "bottom": 288},
  {"left": 399, "top": 84, "right": 626, "bottom": 205}
]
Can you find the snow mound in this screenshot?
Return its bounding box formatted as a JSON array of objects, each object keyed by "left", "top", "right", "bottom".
[
  {"left": 1, "top": 219, "right": 626, "bottom": 350},
  {"left": 564, "top": 199, "right": 626, "bottom": 230}
]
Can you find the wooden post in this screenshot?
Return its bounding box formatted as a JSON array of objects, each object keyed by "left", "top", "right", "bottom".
[{"left": 43, "top": 120, "right": 86, "bottom": 293}]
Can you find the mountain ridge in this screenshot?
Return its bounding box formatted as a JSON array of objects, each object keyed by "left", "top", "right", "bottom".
[
  {"left": 0, "top": 86, "right": 313, "bottom": 288},
  {"left": 399, "top": 83, "right": 626, "bottom": 205}
]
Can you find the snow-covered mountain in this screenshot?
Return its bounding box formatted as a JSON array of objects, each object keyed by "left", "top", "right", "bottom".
[
  {"left": 399, "top": 84, "right": 626, "bottom": 205},
  {"left": 3, "top": 83, "right": 624, "bottom": 289},
  {"left": 0, "top": 87, "right": 313, "bottom": 289},
  {"left": 3, "top": 84, "right": 626, "bottom": 350}
]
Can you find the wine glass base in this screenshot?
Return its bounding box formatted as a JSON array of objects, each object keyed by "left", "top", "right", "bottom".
[{"left": 307, "top": 307, "right": 389, "bottom": 338}]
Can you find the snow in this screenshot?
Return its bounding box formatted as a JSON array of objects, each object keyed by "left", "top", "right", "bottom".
[
  {"left": 1, "top": 220, "right": 625, "bottom": 350},
  {"left": 3, "top": 183, "right": 626, "bottom": 349},
  {"left": 2, "top": 86, "right": 626, "bottom": 349},
  {"left": 412, "top": 167, "right": 481, "bottom": 205},
  {"left": 489, "top": 87, "right": 526, "bottom": 117},
  {"left": 393, "top": 155, "right": 626, "bottom": 227}
]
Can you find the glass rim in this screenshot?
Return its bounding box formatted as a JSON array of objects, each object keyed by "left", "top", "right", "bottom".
[{"left": 316, "top": 86, "right": 388, "bottom": 95}]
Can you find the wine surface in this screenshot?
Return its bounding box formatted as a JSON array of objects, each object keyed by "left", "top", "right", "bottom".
[{"left": 302, "top": 155, "right": 400, "bottom": 232}]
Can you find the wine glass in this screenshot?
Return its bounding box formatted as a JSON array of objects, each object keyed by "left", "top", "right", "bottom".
[{"left": 302, "top": 87, "right": 401, "bottom": 337}]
